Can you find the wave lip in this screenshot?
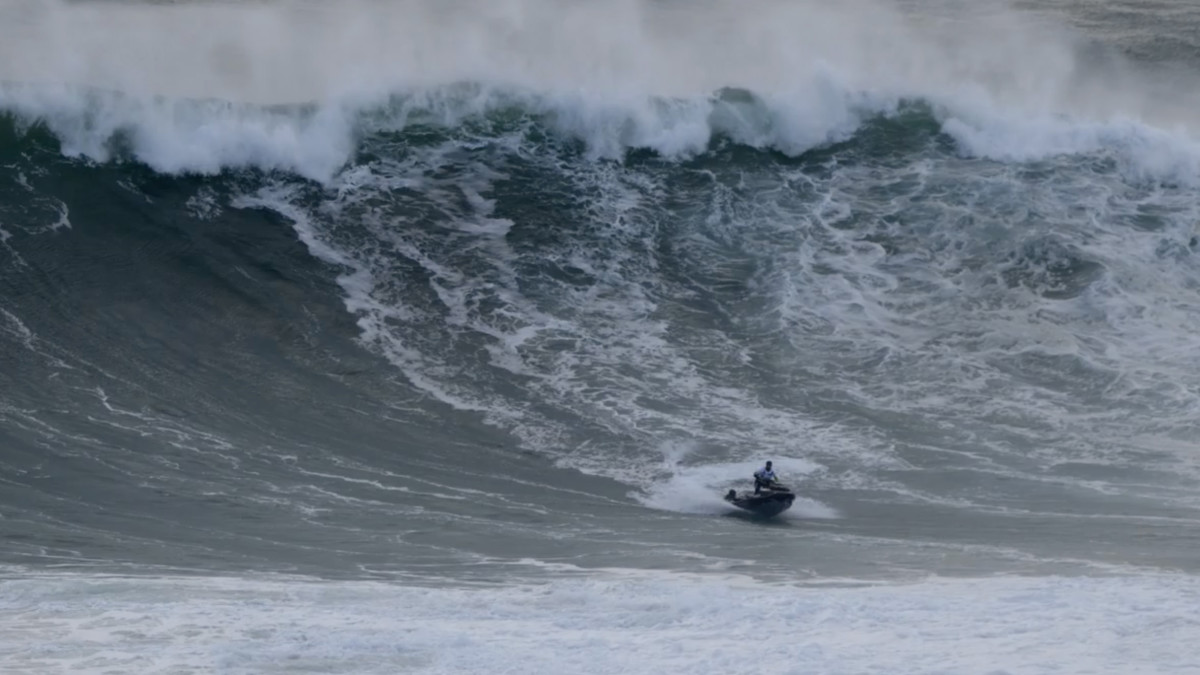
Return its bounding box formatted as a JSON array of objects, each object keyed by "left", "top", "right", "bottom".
[
  {"left": 5, "top": 78, "right": 1200, "bottom": 187},
  {"left": 0, "top": 83, "right": 357, "bottom": 180},
  {"left": 0, "top": 79, "right": 890, "bottom": 182},
  {"left": 4, "top": 0, "right": 1200, "bottom": 181}
]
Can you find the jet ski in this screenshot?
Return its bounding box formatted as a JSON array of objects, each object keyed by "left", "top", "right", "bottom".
[{"left": 723, "top": 482, "right": 795, "bottom": 517}]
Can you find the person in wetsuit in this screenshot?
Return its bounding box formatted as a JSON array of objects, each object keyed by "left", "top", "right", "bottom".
[{"left": 753, "top": 461, "right": 777, "bottom": 494}]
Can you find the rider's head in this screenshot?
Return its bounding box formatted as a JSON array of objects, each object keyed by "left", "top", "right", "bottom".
[{"left": 765, "top": 461, "right": 772, "bottom": 470}]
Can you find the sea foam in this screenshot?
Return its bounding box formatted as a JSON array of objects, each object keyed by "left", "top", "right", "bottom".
[
  {"left": 2, "top": 0, "right": 1200, "bottom": 182},
  {"left": 1, "top": 570, "right": 1195, "bottom": 674}
]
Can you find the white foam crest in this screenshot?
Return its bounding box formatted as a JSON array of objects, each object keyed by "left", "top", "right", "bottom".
[
  {"left": 0, "top": 83, "right": 355, "bottom": 181},
  {"left": 2, "top": 571, "right": 1197, "bottom": 675},
  {"left": 0, "top": 75, "right": 880, "bottom": 178},
  {"left": 5, "top": 0, "right": 1200, "bottom": 178},
  {"left": 943, "top": 112, "right": 1200, "bottom": 184}
]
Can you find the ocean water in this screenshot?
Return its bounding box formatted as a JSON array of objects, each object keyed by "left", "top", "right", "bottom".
[{"left": 1, "top": 0, "right": 1199, "bottom": 672}]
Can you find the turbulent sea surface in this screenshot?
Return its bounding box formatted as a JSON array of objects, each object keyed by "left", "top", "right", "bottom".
[{"left": 2, "top": 0, "right": 1200, "bottom": 672}]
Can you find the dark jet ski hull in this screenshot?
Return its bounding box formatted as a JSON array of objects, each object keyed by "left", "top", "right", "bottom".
[{"left": 723, "top": 488, "right": 795, "bottom": 517}]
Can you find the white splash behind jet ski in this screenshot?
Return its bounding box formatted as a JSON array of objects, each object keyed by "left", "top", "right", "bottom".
[{"left": 723, "top": 482, "right": 795, "bottom": 517}]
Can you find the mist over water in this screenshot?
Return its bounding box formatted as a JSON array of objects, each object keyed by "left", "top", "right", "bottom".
[
  {"left": 4, "top": 0, "right": 1200, "bottom": 178},
  {"left": 2, "top": 1, "right": 1200, "bottom": 672}
]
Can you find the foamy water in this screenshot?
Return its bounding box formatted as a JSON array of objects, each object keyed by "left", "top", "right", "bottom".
[
  {"left": 3, "top": 0, "right": 1200, "bottom": 181},
  {"left": 2, "top": 571, "right": 1196, "bottom": 674},
  {"left": 2, "top": 1, "right": 1200, "bottom": 672}
]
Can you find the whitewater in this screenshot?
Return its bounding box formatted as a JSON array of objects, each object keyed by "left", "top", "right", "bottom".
[{"left": 1, "top": 0, "right": 1199, "bottom": 673}]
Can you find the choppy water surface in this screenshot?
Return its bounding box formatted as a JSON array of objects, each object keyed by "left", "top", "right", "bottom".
[{"left": 2, "top": 1, "right": 1199, "bottom": 672}]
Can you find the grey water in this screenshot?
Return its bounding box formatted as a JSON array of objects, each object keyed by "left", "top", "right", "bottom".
[{"left": 1, "top": 0, "right": 1198, "bottom": 590}]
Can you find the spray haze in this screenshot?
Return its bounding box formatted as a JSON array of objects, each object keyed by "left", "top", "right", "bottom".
[
  {"left": 1, "top": 1, "right": 1196, "bottom": 122},
  {"left": 2, "top": 0, "right": 1200, "bottom": 617},
  {"left": 0, "top": 0, "right": 1195, "bottom": 186},
  {"left": 0, "top": 0, "right": 1139, "bottom": 101}
]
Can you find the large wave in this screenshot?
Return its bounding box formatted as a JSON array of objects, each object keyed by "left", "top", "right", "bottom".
[
  {"left": 2, "top": 0, "right": 1199, "bottom": 578},
  {"left": 3, "top": 0, "right": 1200, "bottom": 182}
]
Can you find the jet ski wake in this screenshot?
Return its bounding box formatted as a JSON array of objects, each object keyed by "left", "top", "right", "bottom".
[
  {"left": 723, "top": 483, "right": 795, "bottom": 518},
  {"left": 723, "top": 462, "right": 795, "bottom": 517}
]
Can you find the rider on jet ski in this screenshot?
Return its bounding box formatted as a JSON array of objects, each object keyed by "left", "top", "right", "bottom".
[{"left": 753, "top": 461, "right": 777, "bottom": 494}]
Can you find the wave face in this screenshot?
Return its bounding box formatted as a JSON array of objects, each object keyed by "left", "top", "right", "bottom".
[{"left": 2, "top": 0, "right": 1200, "bottom": 671}]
